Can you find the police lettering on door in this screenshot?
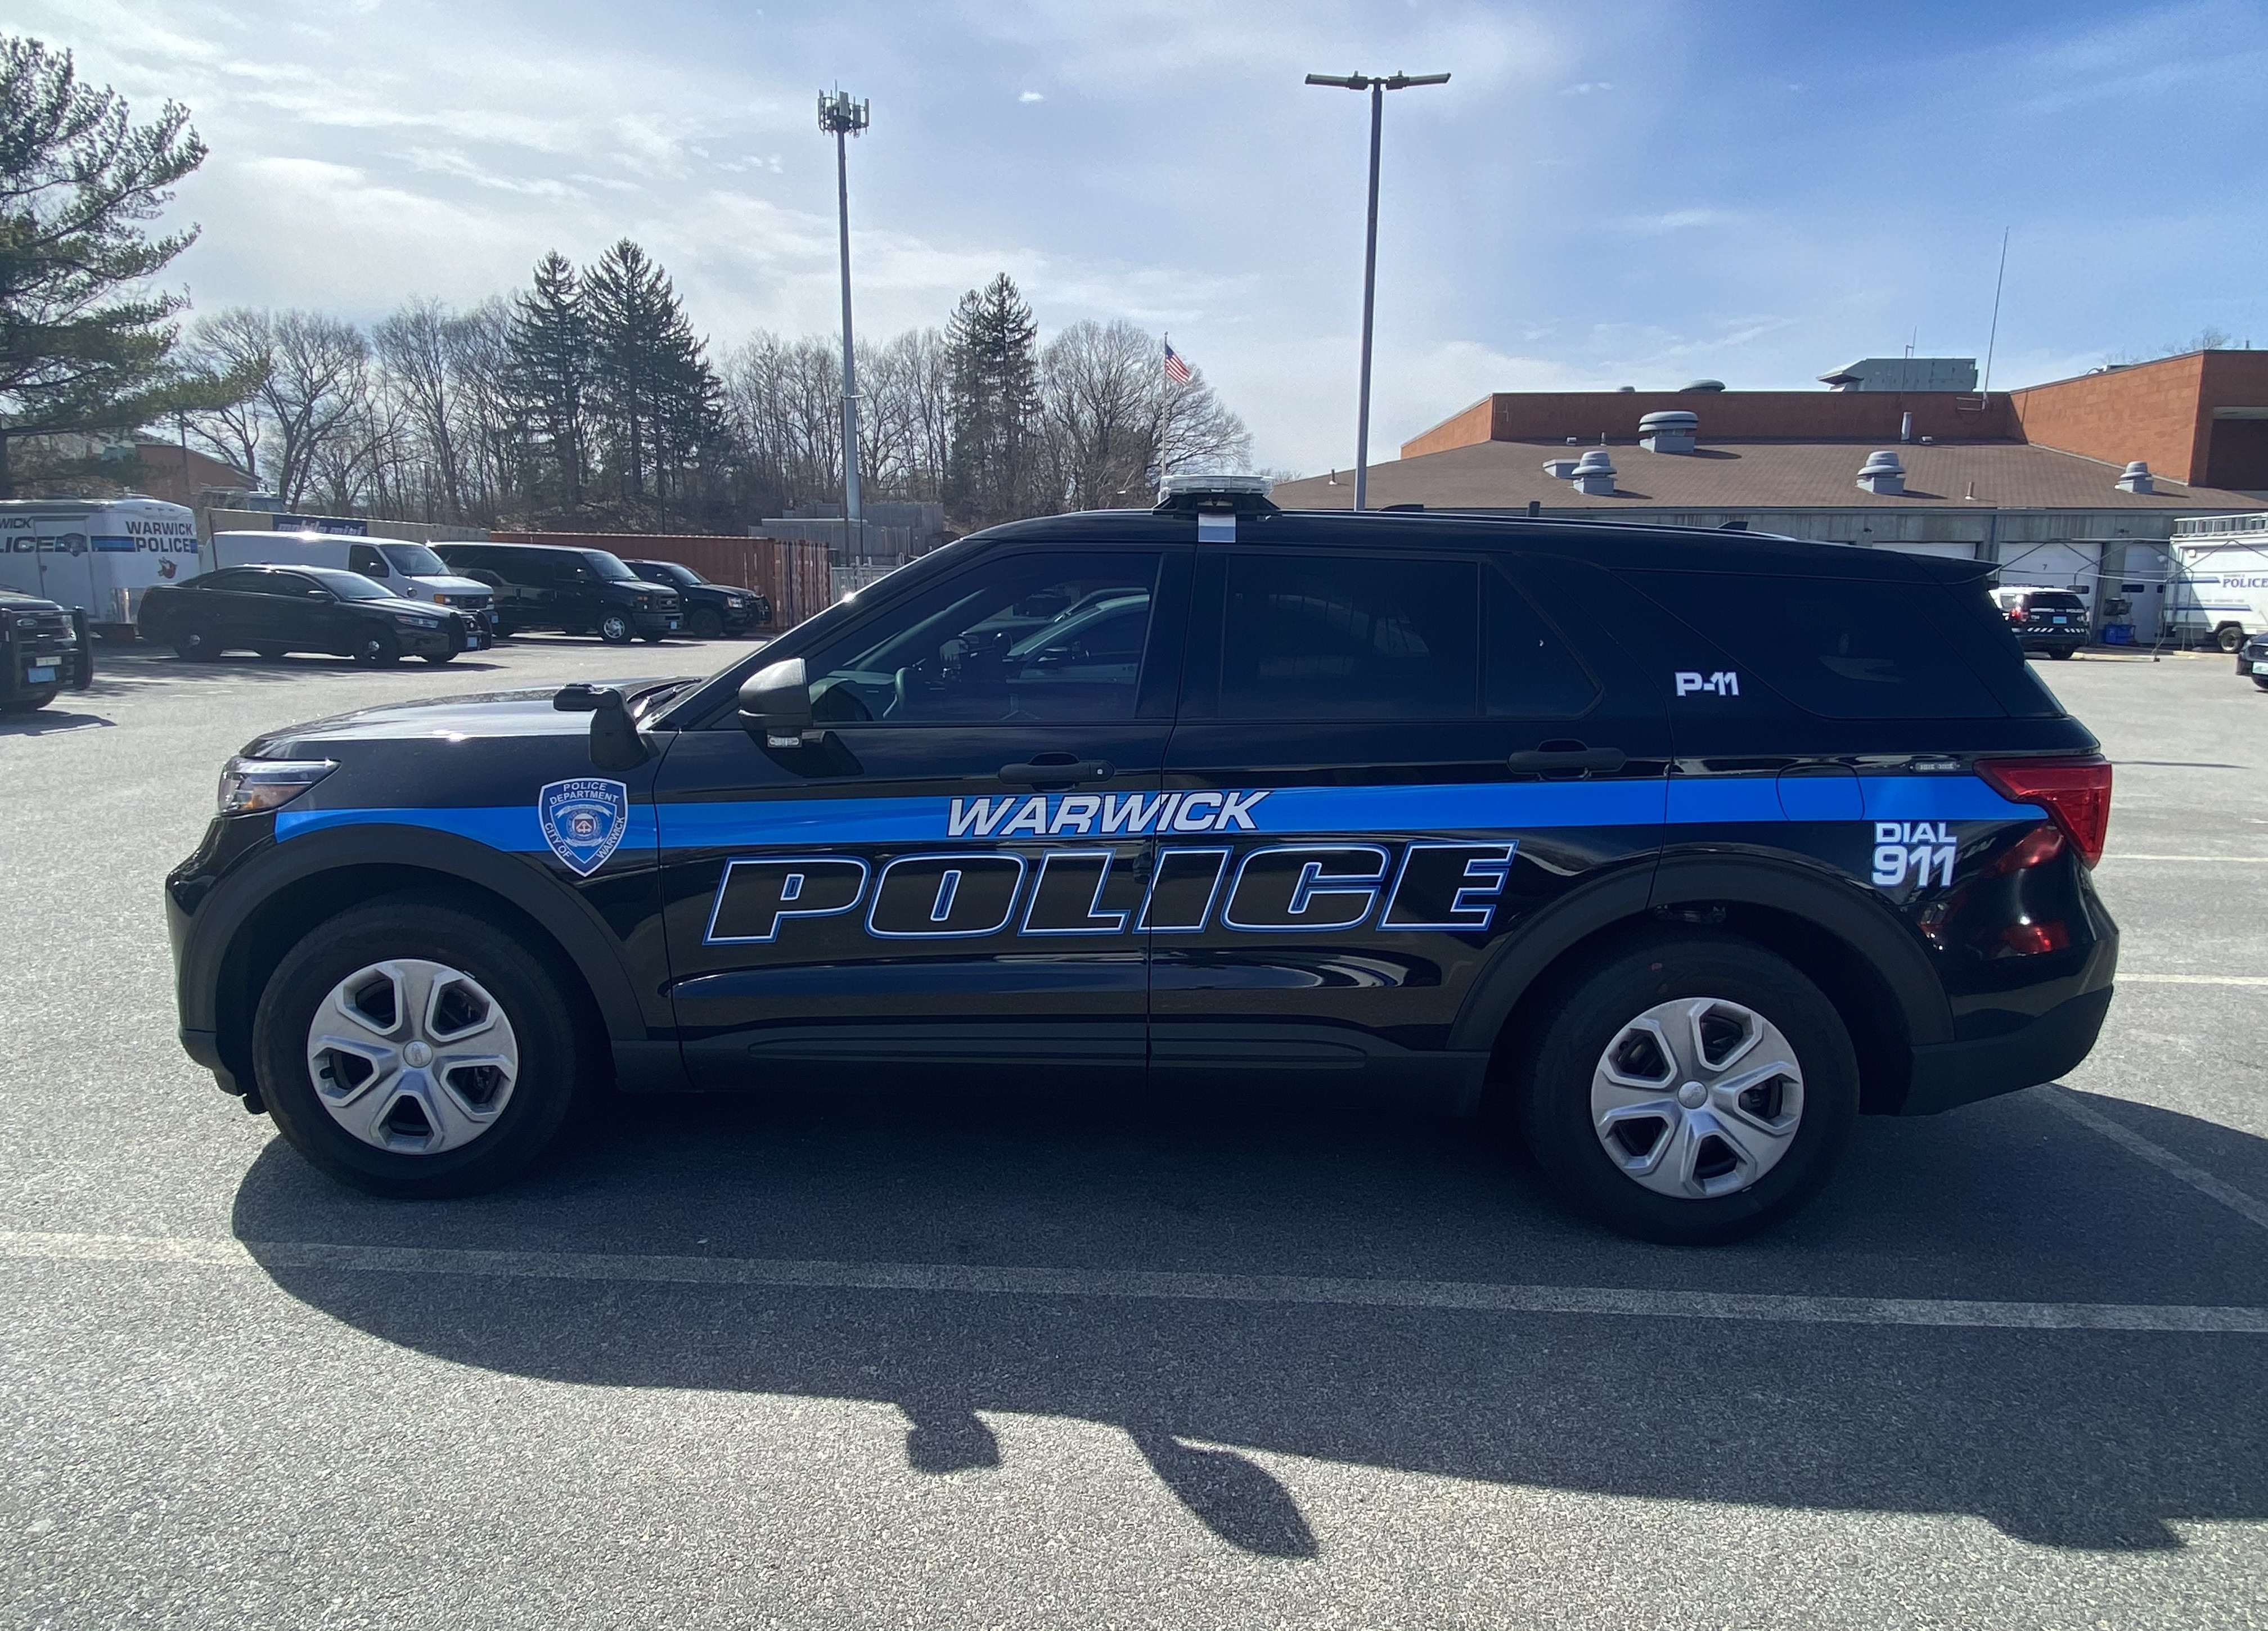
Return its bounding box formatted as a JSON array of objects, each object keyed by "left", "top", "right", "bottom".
[{"left": 701, "top": 788, "right": 1517, "bottom": 944}]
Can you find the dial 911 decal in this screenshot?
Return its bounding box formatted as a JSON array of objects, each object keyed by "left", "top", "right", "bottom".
[{"left": 1871, "top": 820, "right": 1958, "bottom": 889}]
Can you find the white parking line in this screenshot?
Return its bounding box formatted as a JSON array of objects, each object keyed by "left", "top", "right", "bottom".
[
  {"left": 1, "top": 1229, "right": 2262, "bottom": 1334},
  {"left": 2105, "top": 854, "right": 2268, "bottom": 863},
  {"left": 2120, "top": 974, "right": 2268, "bottom": 986},
  {"left": 2046, "top": 1087, "right": 2268, "bottom": 1232}
]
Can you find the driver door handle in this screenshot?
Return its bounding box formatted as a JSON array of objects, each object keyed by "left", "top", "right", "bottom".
[{"left": 998, "top": 758, "right": 1115, "bottom": 787}]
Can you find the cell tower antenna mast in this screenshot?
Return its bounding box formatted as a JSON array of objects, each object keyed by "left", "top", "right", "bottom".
[{"left": 819, "top": 88, "right": 870, "bottom": 560}]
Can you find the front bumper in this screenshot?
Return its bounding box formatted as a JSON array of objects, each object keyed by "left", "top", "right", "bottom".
[{"left": 630, "top": 610, "right": 681, "bottom": 637}]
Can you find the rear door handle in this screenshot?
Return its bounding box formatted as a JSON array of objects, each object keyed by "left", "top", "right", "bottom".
[
  {"left": 1506, "top": 744, "right": 1627, "bottom": 776},
  {"left": 998, "top": 758, "right": 1115, "bottom": 787}
]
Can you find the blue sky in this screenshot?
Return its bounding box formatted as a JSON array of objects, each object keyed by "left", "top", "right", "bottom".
[{"left": 26, "top": 0, "right": 2268, "bottom": 472}]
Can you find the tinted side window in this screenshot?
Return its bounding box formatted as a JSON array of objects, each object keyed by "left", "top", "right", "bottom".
[
  {"left": 1628, "top": 570, "right": 2004, "bottom": 719},
  {"left": 1486, "top": 568, "right": 1599, "bottom": 718},
  {"left": 348, "top": 544, "right": 388, "bottom": 577},
  {"left": 802, "top": 550, "right": 1160, "bottom": 724},
  {"left": 1220, "top": 553, "right": 1478, "bottom": 720}
]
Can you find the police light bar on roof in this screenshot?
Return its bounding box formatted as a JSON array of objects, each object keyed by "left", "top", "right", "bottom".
[{"left": 1153, "top": 472, "right": 1278, "bottom": 514}]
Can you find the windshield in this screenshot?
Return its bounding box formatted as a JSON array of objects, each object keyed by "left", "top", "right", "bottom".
[
  {"left": 302, "top": 567, "right": 396, "bottom": 601},
  {"left": 379, "top": 542, "right": 449, "bottom": 576},
  {"left": 646, "top": 561, "right": 702, "bottom": 586},
  {"left": 581, "top": 551, "right": 637, "bottom": 580}
]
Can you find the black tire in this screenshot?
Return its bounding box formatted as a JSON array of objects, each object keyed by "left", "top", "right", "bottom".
[
  {"left": 174, "top": 624, "right": 218, "bottom": 661},
  {"left": 421, "top": 651, "right": 458, "bottom": 665},
  {"left": 688, "top": 607, "right": 724, "bottom": 640},
  {"left": 0, "top": 687, "right": 59, "bottom": 713},
  {"left": 2216, "top": 624, "right": 2246, "bottom": 654},
  {"left": 2049, "top": 646, "right": 2074, "bottom": 659},
  {"left": 353, "top": 630, "right": 402, "bottom": 666},
  {"left": 250, "top": 896, "right": 594, "bottom": 1197},
  {"left": 253, "top": 644, "right": 287, "bottom": 660},
  {"left": 1514, "top": 932, "right": 1859, "bottom": 1245},
  {"left": 596, "top": 613, "right": 634, "bottom": 645}
]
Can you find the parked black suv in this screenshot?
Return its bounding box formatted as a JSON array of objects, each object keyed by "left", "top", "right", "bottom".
[
  {"left": 2240, "top": 629, "right": 2268, "bottom": 691},
  {"left": 434, "top": 542, "right": 681, "bottom": 643},
  {"left": 1, "top": 588, "right": 93, "bottom": 711},
  {"left": 623, "top": 559, "right": 770, "bottom": 638},
  {"left": 165, "top": 485, "right": 2117, "bottom": 1243},
  {"left": 139, "top": 566, "right": 484, "bottom": 665},
  {"left": 1995, "top": 588, "right": 2091, "bottom": 659}
]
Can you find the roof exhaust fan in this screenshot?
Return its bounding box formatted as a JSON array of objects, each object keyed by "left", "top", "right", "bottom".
[
  {"left": 1856, "top": 449, "right": 1906, "bottom": 496},
  {"left": 2116, "top": 461, "right": 2154, "bottom": 494},
  {"left": 1637, "top": 409, "right": 1698, "bottom": 454}
]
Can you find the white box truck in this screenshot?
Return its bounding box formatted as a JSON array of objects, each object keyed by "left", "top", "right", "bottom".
[
  {"left": 2168, "top": 539, "right": 2268, "bottom": 652},
  {"left": 0, "top": 498, "right": 201, "bottom": 637}
]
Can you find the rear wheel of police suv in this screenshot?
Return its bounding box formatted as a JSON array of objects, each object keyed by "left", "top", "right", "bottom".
[
  {"left": 251, "top": 898, "right": 594, "bottom": 1197},
  {"left": 1516, "top": 933, "right": 1858, "bottom": 1245}
]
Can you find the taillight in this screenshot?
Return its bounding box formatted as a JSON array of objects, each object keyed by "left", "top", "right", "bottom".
[
  {"left": 1976, "top": 755, "right": 2112, "bottom": 867},
  {"left": 2008, "top": 607, "right": 2027, "bottom": 622}
]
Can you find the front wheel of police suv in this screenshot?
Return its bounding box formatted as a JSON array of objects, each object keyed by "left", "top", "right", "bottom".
[
  {"left": 251, "top": 896, "right": 595, "bottom": 1196},
  {"left": 1516, "top": 934, "right": 1858, "bottom": 1245}
]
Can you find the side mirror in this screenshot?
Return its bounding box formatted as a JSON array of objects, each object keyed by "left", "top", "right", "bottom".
[{"left": 739, "top": 657, "right": 814, "bottom": 747}]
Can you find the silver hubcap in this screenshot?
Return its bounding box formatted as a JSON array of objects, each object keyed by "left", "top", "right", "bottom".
[
  {"left": 305, "top": 959, "right": 519, "bottom": 1154},
  {"left": 1590, "top": 997, "right": 1804, "bottom": 1199}
]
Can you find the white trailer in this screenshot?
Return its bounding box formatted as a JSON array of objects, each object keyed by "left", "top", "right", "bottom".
[
  {"left": 2168, "top": 537, "right": 2268, "bottom": 652},
  {"left": 0, "top": 498, "right": 201, "bottom": 636}
]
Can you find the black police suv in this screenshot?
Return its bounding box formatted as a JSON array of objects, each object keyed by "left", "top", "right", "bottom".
[
  {"left": 1995, "top": 588, "right": 2091, "bottom": 659},
  {"left": 434, "top": 542, "right": 681, "bottom": 643},
  {"left": 2239, "top": 629, "right": 2268, "bottom": 691},
  {"left": 138, "top": 565, "right": 486, "bottom": 665},
  {"left": 1, "top": 588, "right": 93, "bottom": 711},
  {"left": 624, "top": 560, "right": 770, "bottom": 639},
  {"left": 165, "top": 481, "right": 2118, "bottom": 1243}
]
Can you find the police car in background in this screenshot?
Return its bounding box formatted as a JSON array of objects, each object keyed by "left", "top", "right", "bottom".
[{"left": 165, "top": 477, "right": 2118, "bottom": 1243}]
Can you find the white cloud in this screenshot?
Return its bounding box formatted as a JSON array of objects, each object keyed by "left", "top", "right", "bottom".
[{"left": 1019, "top": 90, "right": 1045, "bottom": 103}]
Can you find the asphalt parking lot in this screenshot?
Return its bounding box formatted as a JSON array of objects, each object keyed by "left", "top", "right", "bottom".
[{"left": 3, "top": 637, "right": 2266, "bottom": 1629}]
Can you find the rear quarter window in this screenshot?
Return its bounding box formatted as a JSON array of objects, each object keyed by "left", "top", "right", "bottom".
[{"left": 1626, "top": 570, "right": 2008, "bottom": 719}]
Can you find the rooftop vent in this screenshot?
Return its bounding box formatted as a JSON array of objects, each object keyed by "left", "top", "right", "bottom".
[
  {"left": 1856, "top": 449, "right": 1906, "bottom": 496},
  {"left": 1637, "top": 409, "right": 1699, "bottom": 454},
  {"left": 1541, "top": 458, "right": 1580, "bottom": 479},
  {"left": 1570, "top": 447, "right": 1617, "bottom": 495},
  {"left": 2116, "top": 461, "right": 2154, "bottom": 494},
  {"left": 1681, "top": 379, "right": 1726, "bottom": 393}
]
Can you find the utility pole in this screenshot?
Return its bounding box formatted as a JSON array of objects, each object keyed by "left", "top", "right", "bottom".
[
  {"left": 1304, "top": 70, "right": 1448, "bottom": 511},
  {"left": 819, "top": 88, "right": 870, "bottom": 560}
]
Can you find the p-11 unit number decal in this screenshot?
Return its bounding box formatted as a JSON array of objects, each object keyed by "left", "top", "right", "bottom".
[{"left": 1871, "top": 821, "right": 1957, "bottom": 889}]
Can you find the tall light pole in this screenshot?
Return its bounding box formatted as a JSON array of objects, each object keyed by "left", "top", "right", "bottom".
[
  {"left": 1304, "top": 70, "right": 1448, "bottom": 511},
  {"left": 819, "top": 89, "right": 869, "bottom": 559}
]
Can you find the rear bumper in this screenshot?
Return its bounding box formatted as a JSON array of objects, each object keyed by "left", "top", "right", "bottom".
[{"left": 1901, "top": 985, "right": 2114, "bottom": 1114}]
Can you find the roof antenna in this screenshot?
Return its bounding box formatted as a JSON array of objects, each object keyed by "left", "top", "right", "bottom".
[{"left": 1981, "top": 227, "right": 2009, "bottom": 402}]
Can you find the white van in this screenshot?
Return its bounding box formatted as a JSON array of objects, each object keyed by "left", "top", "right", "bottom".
[
  {"left": 0, "top": 498, "right": 201, "bottom": 635},
  {"left": 208, "top": 531, "right": 498, "bottom": 634},
  {"left": 2168, "top": 541, "right": 2268, "bottom": 652}
]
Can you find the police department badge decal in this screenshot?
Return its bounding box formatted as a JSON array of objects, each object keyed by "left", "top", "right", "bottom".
[{"left": 538, "top": 778, "right": 629, "bottom": 876}]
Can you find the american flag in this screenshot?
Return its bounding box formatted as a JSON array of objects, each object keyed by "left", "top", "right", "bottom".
[{"left": 1163, "top": 340, "right": 1192, "bottom": 385}]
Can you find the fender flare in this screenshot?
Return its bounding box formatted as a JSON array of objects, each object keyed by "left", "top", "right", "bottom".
[
  {"left": 1447, "top": 851, "right": 1952, "bottom": 1055},
  {"left": 179, "top": 824, "right": 654, "bottom": 1043}
]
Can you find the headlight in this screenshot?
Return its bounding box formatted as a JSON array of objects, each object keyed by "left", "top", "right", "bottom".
[
  {"left": 217, "top": 756, "right": 336, "bottom": 815},
  {"left": 390, "top": 612, "right": 442, "bottom": 628}
]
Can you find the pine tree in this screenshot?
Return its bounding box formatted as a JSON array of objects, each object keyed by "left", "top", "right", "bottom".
[
  {"left": 943, "top": 273, "right": 1039, "bottom": 526},
  {"left": 587, "top": 238, "right": 716, "bottom": 507},
  {"left": 0, "top": 37, "right": 249, "bottom": 495},
  {"left": 507, "top": 250, "right": 589, "bottom": 508}
]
